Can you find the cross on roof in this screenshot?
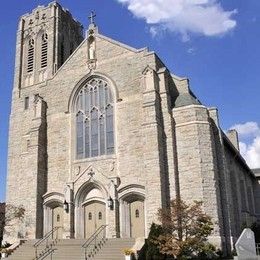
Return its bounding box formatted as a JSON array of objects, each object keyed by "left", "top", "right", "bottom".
[{"left": 88, "top": 11, "right": 96, "bottom": 25}]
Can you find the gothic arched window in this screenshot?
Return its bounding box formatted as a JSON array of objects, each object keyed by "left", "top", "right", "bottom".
[
  {"left": 41, "top": 33, "right": 48, "bottom": 68},
  {"left": 75, "top": 78, "right": 114, "bottom": 159},
  {"left": 27, "top": 39, "right": 34, "bottom": 73}
]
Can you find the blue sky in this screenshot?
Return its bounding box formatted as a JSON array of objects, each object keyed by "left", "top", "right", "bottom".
[{"left": 0, "top": 0, "right": 260, "bottom": 202}]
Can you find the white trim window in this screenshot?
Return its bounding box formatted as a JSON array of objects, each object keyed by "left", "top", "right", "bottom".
[{"left": 75, "top": 78, "right": 114, "bottom": 159}]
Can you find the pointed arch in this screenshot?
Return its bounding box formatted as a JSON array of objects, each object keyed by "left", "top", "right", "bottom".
[
  {"left": 74, "top": 76, "right": 115, "bottom": 159},
  {"left": 74, "top": 180, "right": 108, "bottom": 238},
  {"left": 67, "top": 72, "right": 119, "bottom": 113}
]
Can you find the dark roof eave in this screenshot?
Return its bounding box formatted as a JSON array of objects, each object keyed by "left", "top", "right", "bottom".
[{"left": 222, "top": 131, "right": 255, "bottom": 179}]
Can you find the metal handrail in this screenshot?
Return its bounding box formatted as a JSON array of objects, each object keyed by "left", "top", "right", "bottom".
[
  {"left": 33, "top": 226, "right": 61, "bottom": 259},
  {"left": 82, "top": 225, "right": 107, "bottom": 259},
  {"left": 256, "top": 243, "right": 260, "bottom": 255}
]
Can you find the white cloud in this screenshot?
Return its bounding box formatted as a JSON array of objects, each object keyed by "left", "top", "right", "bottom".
[
  {"left": 230, "top": 121, "right": 260, "bottom": 137},
  {"left": 117, "top": 0, "right": 237, "bottom": 39},
  {"left": 187, "top": 47, "right": 196, "bottom": 55},
  {"left": 239, "top": 138, "right": 260, "bottom": 169},
  {"left": 229, "top": 122, "right": 260, "bottom": 169}
]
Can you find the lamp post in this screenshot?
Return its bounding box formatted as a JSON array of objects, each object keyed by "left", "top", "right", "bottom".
[
  {"left": 63, "top": 200, "right": 69, "bottom": 212},
  {"left": 107, "top": 197, "right": 114, "bottom": 210}
]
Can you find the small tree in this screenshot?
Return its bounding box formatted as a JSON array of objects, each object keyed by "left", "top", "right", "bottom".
[
  {"left": 152, "top": 199, "right": 216, "bottom": 259},
  {"left": 0, "top": 204, "right": 25, "bottom": 245}
]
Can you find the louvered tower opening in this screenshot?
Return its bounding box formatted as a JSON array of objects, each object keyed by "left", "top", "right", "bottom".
[
  {"left": 27, "top": 39, "right": 34, "bottom": 73},
  {"left": 41, "top": 33, "right": 48, "bottom": 68}
]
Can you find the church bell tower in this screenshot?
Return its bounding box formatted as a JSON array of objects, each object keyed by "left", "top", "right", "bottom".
[
  {"left": 14, "top": 1, "right": 83, "bottom": 93},
  {"left": 5, "top": 2, "right": 84, "bottom": 241}
]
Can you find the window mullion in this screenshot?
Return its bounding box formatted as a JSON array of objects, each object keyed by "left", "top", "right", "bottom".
[
  {"left": 104, "top": 109, "right": 107, "bottom": 154},
  {"left": 98, "top": 112, "right": 100, "bottom": 156},
  {"left": 83, "top": 116, "right": 85, "bottom": 157},
  {"left": 90, "top": 111, "right": 92, "bottom": 157},
  {"left": 97, "top": 85, "right": 100, "bottom": 156}
]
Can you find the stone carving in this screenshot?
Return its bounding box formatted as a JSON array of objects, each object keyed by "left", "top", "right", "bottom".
[
  {"left": 64, "top": 184, "right": 72, "bottom": 203},
  {"left": 87, "top": 11, "right": 97, "bottom": 70},
  {"left": 87, "top": 60, "right": 96, "bottom": 70},
  {"left": 35, "top": 11, "right": 39, "bottom": 20},
  {"left": 89, "top": 43, "right": 95, "bottom": 60},
  {"left": 234, "top": 228, "right": 257, "bottom": 260},
  {"left": 34, "top": 95, "right": 44, "bottom": 118},
  {"left": 75, "top": 165, "right": 81, "bottom": 176},
  {"left": 110, "top": 161, "right": 115, "bottom": 172},
  {"left": 88, "top": 168, "right": 95, "bottom": 181},
  {"left": 88, "top": 11, "right": 96, "bottom": 25}
]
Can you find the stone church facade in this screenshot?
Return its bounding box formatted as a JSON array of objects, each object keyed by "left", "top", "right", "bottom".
[{"left": 5, "top": 1, "right": 258, "bottom": 254}]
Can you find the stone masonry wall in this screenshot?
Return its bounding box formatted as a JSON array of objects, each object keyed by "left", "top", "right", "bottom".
[{"left": 172, "top": 105, "right": 225, "bottom": 248}]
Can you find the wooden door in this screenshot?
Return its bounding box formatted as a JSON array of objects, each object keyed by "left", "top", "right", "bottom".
[
  {"left": 84, "top": 201, "right": 106, "bottom": 238},
  {"left": 130, "top": 201, "right": 145, "bottom": 238},
  {"left": 52, "top": 206, "right": 63, "bottom": 239}
]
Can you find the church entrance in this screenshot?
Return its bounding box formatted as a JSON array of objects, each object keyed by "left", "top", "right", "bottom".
[
  {"left": 130, "top": 201, "right": 145, "bottom": 238},
  {"left": 120, "top": 191, "right": 145, "bottom": 238},
  {"left": 52, "top": 206, "right": 64, "bottom": 239},
  {"left": 84, "top": 201, "right": 106, "bottom": 238}
]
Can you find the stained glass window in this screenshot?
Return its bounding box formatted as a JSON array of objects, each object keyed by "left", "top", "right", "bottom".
[{"left": 75, "top": 78, "right": 114, "bottom": 158}]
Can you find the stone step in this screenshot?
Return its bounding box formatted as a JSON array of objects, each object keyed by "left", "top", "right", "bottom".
[{"left": 7, "top": 238, "right": 136, "bottom": 260}]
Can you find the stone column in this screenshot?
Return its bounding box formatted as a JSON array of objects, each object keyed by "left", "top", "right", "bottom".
[
  {"left": 107, "top": 178, "right": 120, "bottom": 238},
  {"left": 63, "top": 184, "right": 74, "bottom": 238},
  {"left": 142, "top": 66, "right": 168, "bottom": 232},
  {"left": 208, "top": 108, "right": 233, "bottom": 253},
  {"left": 13, "top": 18, "right": 25, "bottom": 97},
  {"left": 158, "top": 68, "right": 179, "bottom": 201}
]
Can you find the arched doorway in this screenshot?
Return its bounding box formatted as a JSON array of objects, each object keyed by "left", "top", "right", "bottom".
[
  {"left": 43, "top": 193, "right": 64, "bottom": 239},
  {"left": 120, "top": 190, "right": 145, "bottom": 238},
  {"left": 84, "top": 201, "right": 106, "bottom": 238},
  {"left": 75, "top": 181, "right": 108, "bottom": 238}
]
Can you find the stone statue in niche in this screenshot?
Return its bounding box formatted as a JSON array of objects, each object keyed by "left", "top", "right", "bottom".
[
  {"left": 87, "top": 36, "right": 97, "bottom": 70},
  {"left": 64, "top": 184, "right": 72, "bottom": 203},
  {"left": 87, "top": 11, "right": 97, "bottom": 69},
  {"left": 34, "top": 94, "right": 43, "bottom": 118},
  {"left": 88, "top": 36, "right": 95, "bottom": 60}
]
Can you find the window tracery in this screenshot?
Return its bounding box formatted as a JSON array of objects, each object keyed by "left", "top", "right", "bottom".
[{"left": 75, "top": 78, "right": 114, "bottom": 159}]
